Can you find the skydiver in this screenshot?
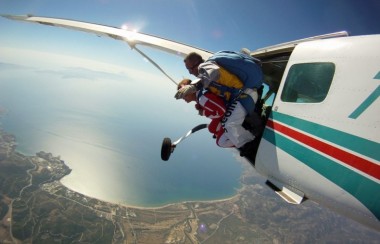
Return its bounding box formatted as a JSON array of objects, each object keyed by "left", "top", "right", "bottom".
[
  {"left": 175, "top": 52, "right": 259, "bottom": 157},
  {"left": 177, "top": 79, "right": 234, "bottom": 148}
]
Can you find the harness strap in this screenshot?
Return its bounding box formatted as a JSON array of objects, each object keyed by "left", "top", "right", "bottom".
[
  {"left": 209, "top": 81, "right": 242, "bottom": 103},
  {"left": 225, "top": 88, "right": 258, "bottom": 117},
  {"left": 239, "top": 94, "right": 256, "bottom": 116}
]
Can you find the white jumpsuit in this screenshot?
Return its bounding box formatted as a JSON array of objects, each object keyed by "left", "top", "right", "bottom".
[{"left": 198, "top": 62, "right": 258, "bottom": 148}]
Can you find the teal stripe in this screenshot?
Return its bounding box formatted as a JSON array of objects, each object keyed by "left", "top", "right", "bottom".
[
  {"left": 349, "top": 72, "right": 380, "bottom": 119},
  {"left": 263, "top": 128, "right": 380, "bottom": 220},
  {"left": 272, "top": 111, "right": 380, "bottom": 161},
  {"left": 349, "top": 85, "right": 380, "bottom": 119}
]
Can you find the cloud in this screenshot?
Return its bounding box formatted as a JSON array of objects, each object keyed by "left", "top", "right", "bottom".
[
  {"left": 35, "top": 66, "right": 131, "bottom": 82},
  {"left": 0, "top": 62, "right": 32, "bottom": 71},
  {"left": 0, "top": 47, "right": 169, "bottom": 86},
  {"left": 0, "top": 59, "right": 131, "bottom": 83}
]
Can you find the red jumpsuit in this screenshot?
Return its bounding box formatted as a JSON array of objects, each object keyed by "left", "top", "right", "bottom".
[{"left": 196, "top": 91, "right": 234, "bottom": 148}]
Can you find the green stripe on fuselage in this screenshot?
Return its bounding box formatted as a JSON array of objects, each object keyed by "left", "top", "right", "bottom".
[
  {"left": 263, "top": 112, "right": 380, "bottom": 219},
  {"left": 271, "top": 111, "right": 380, "bottom": 161},
  {"left": 349, "top": 85, "right": 380, "bottom": 119}
]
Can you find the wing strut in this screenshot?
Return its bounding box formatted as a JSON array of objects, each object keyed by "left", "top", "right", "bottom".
[{"left": 132, "top": 45, "right": 178, "bottom": 85}]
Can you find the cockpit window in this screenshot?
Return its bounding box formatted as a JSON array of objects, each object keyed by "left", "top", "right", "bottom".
[{"left": 281, "top": 63, "right": 335, "bottom": 103}]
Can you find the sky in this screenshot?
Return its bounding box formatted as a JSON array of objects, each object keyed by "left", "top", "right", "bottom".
[
  {"left": 1, "top": 0, "right": 380, "bottom": 57},
  {"left": 0, "top": 0, "right": 379, "bottom": 96},
  {"left": 1, "top": 0, "right": 379, "bottom": 80},
  {"left": 1, "top": 0, "right": 379, "bottom": 107}
]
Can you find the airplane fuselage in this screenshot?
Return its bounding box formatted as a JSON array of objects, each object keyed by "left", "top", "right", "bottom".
[{"left": 254, "top": 35, "right": 380, "bottom": 231}]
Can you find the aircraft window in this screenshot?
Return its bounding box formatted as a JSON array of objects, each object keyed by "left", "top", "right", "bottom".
[{"left": 281, "top": 63, "right": 335, "bottom": 103}]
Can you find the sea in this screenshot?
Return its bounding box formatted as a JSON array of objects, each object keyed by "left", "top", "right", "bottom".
[{"left": 0, "top": 65, "right": 243, "bottom": 207}]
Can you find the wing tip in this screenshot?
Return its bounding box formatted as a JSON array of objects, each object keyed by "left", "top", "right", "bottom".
[{"left": 1, "top": 14, "right": 34, "bottom": 21}]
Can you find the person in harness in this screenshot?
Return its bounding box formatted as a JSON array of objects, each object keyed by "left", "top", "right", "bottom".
[
  {"left": 177, "top": 78, "right": 234, "bottom": 148},
  {"left": 175, "top": 51, "right": 263, "bottom": 157}
]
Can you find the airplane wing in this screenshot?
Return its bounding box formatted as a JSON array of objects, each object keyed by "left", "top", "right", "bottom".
[{"left": 1, "top": 14, "right": 213, "bottom": 85}]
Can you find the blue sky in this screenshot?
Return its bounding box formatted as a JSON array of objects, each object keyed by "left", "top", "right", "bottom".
[{"left": 2, "top": 0, "right": 380, "bottom": 51}]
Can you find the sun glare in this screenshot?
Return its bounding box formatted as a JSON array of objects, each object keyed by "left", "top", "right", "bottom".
[
  {"left": 120, "top": 22, "right": 140, "bottom": 43},
  {"left": 121, "top": 22, "right": 139, "bottom": 32},
  {"left": 121, "top": 24, "right": 128, "bottom": 30}
]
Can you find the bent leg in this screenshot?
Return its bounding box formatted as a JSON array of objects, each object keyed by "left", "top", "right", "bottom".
[
  {"left": 222, "top": 102, "right": 254, "bottom": 148},
  {"left": 216, "top": 131, "right": 234, "bottom": 148}
]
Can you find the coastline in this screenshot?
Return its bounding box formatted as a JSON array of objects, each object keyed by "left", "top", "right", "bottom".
[
  {"left": 0, "top": 111, "right": 247, "bottom": 211},
  {"left": 0, "top": 107, "right": 245, "bottom": 209},
  {"left": 3, "top": 115, "right": 378, "bottom": 243},
  {"left": 57, "top": 157, "right": 247, "bottom": 210},
  {"left": 59, "top": 178, "right": 243, "bottom": 211},
  {"left": 116, "top": 163, "right": 251, "bottom": 210},
  {"left": 117, "top": 189, "right": 243, "bottom": 211}
]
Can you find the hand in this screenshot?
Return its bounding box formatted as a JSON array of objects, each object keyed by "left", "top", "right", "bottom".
[
  {"left": 197, "top": 108, "right": 204, "bottom": 116},
  {"left": 174, "top": 85, "right": 196, "bottom": 99},
  {"left": 194, "top": 104, "right": 203, "bottom": 116}
]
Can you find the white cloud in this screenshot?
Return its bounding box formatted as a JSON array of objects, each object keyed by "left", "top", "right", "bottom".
[{"left": 0, "top": 47, "right": 168, "bottom": 85}]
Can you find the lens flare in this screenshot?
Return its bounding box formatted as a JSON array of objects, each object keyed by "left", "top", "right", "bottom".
[{"left": 198, "top": 223, "right": 207, "bottom": 233}]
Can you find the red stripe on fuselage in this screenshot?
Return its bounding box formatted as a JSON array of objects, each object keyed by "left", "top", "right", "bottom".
[{"left": 266, "top": 119, "right": 380, "bottom": 180}]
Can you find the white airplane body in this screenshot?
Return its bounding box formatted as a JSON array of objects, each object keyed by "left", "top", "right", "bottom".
[
  {"left": 2, "top": 15, "right": 379, "bottom": 231},
  {"left": 254, "top": 35, "right": 380, "bottom": 231}
]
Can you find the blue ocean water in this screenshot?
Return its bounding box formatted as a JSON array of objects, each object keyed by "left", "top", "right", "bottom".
[{"left": 0, "top": 68, "right": 242, "bottom": 207}]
